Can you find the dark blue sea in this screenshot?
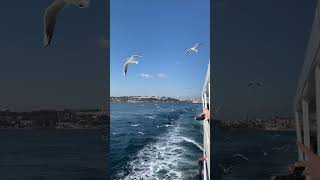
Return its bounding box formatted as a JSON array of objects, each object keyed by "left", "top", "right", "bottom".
[
  {"left": 110, "top": 103, "right": 203, "bottom": 180},
  {"left": 110, "top": 102, "right": 299, "bottom": 180},
  {"left": 0, "top": 129, "right": 106, "bottom": 180},
  {"left": 212, "top": 128, "right": 298, "bottom": 180}
]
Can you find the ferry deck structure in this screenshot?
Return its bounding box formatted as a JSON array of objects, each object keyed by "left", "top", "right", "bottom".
[
  {"left": 200, "top": 61, "right": 210, "bottom": 180},
  {"left": 294, "top": 1, "right": 320, "bottom": 180}
]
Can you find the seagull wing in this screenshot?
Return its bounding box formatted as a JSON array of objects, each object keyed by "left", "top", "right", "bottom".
[
  {"left": 227, "top": 166, "right": 235, "bottom": 171},
  {"left": 194, "top": 43, "right": 201, "bottom": 48},
  {"left": 44, "top": 0, "right": 67, "bottom": 47},
  {"left": 123, "top": 62, "right": 129, "bottom": 76},
  {"left": 233, "top": 154, "right": 248, "bottom": 160},
  {"left": 218, "top": 163, "right": 226, "bottom": 171},
  {"left": 185, "top": 48, "right": 191, "bottom": 55},
  {"left": 131, "top": 55, "right": 143, "bottom": 58}
]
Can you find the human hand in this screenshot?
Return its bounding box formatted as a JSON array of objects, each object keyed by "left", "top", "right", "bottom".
[
  {"left": 202, "top": 110, "right": 210, "bottom": 120},
  {"left": 295, "top": 142, "right": 320, "bottom": 180}
]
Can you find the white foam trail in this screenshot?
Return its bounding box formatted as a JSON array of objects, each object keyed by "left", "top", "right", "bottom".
[
  {"left": 117, "top": 124, "right": 201, "bottom": 179},
  {"left": 131, "top": 124, "right": 140, "bottom": 127},
  {"left": 138, "top": 132, "right": 144, "bottom": 135},
  {"left": 181, "top": 137, "right": 204, "bottom": 152}
]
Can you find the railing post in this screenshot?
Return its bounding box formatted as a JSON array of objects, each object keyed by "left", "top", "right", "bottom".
[
  {"left": 302, "top": 98, "right": 311, "bottom": 180},
  {"left": 294, "top": 111, "right": 303, "bottom": 160},
  {"left": 315, "top": 65, "right": 320, "bottom": 155}
]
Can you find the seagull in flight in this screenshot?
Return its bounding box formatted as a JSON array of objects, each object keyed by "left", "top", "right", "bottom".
[
  {"left": 213, "top": 106, "right": 221, "bottom": 113},
  {"left": 185, "top": 43, "right": 201, "bottom": 55},
  {"left": 123, "top": 55, "right": 142, "bottom": 76},
  {"left": 218, "top": 163, "right": 234, "bottom": 174},
  {"left": 247, "top": 81, "right": 264, "bottom": 87},
  {"left": 145, "top": 115, "right": 156, "bottom": 119},
  {"left": 157, "top": 124, "right": 174, "bottom": 128},
  {"left": 262, "top": 150, "right": 269, "bottom": 156},
  {"left": 272, "top": 147, "right": 282, "bottom": 150},
  {"left": 232, "top": 154, "right": 249, "bottom": 161},
  {"left": 44, "top": 0, "right": 90, "bottom": 47},
  {"left": 272, "top": 145, "right": 287, "bottom": 150}
]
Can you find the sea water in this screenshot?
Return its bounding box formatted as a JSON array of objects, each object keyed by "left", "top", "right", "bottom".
[
  {"left": 212, "top": 128, "right": 298, "bottom": 180},
  {"left": 0, "top": 129, "right": 106, "bottom": 180},
  {"left": 110, "top": 103, "right": 203, "bottom": 180}
]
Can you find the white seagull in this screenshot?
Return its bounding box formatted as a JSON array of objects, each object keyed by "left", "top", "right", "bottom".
[
  {"left": 218, "top": 163, "right": 234, "bottom": 174},
  {"left": 247, "top": 81, "right": 264, "bottom": 87},
  {"left": 44, "top": 0, "right": 90, "bottom": 47},
  {"left": 157, "top": 124, "right": 174, "bottom": 128},
  {"left": 145, "top": 115, "right": 156, "bottom": 119},
  {"left": 262, "top": 150, "right": 269, "bottom": 156},
  {"left": 123, "top": 55, "right": 142, "bottom": 76},
  {"left": 232, "top": 154, "right": 249, "bottom": 161},
  {"left": 271, "top": 146, "right": 282, "bottom": 150},
  {"left": 185, "top": 43, "right": 201, "bottom": 55}
]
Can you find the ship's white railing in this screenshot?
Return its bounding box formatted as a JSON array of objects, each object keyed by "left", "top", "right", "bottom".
[
  {"left": 295, "top": 1, "right": 320, "bottom": 109},
  {"left": 202, "top": 61, "right": 210, "bottom": 180},
  {"left": 294, "top": 1, "right": 320, "bottom": 180}
]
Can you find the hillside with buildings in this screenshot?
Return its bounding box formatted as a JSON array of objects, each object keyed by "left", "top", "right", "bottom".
[
  {"left": 212, "top": 115, "right": 296, "bottom": 130},
  {"left": 110, "top": 96, "right": 200, "bottom": 103},
  {"left": 0, "top": 108, "right": 108, "bottom": 129}
]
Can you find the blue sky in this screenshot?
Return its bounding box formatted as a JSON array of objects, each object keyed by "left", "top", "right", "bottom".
[
  {"left": 110, "top": 0, "right": 210, "bottom": 98},
  {"left": 213, "top": 0, "right": 317, "bottom": 120},
  {"left": 0, "top": 1, "right": 106, "bottom": 111}
]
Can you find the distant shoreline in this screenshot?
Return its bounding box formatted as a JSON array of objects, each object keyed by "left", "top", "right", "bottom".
[
  {"left": 110, "top": 96, "right": 201, "bottom": 103},
  {"left": 215, "top": 126, "right": 296, "bottom": 132},
  {"left": 0, "top": 127, "right": 106, "bottom": 130}
]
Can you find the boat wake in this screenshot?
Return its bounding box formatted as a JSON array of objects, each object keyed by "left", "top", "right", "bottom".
[{"left": 116, "top": 124, "right": 202, "bottom": 180}]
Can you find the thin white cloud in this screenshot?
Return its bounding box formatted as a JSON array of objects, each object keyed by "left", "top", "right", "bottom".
[
  {"left": 175, "top": 61, "right": 182, "bottom": 65},
  {"left": 156, "top": 73, "right": 168, "bottom": 79},
  {"left": 139, "top": 73, "right": 153, "bottom": 79}
]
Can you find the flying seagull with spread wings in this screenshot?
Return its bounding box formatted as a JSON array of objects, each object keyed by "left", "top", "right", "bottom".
[
  {"left": 185, "top": 43, "right": 201, "bottom": 55},
  {"left": 247, "top": 81, "right": 264, "bottom": 87},
  {"left": 44, "top": 0, "right": 90, "bottom": 47},
  {"left": 232, "top": 153, "right": 249, "bottom": 161},
  {"left": 218, "top": 163, "right": 235, "bottom": 174},
  {"left": 123, "top": 55, "right": 142, "bottom": 77}
]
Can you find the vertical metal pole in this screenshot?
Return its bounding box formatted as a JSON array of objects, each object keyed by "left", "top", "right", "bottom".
[
  {"left": 208, "top": 82, "right": 211, "bottom": 109},
  {"left": 202, "top": 95, "right": 205, "bottom": 110},
  {"left": 295, "top": 111, "right": 303, "bottom": 160},
  {"left": 302, "top": 99, "right": 311, "bottom": 152},
  {"left": 302, "top": 99, "right": 311, "bottom": 180},
  {"left": 204, "top": 92, "right": 207, "bottom": 110},
  {"left": 315, "top": 65, "right": 320, "bottom": 155}
]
